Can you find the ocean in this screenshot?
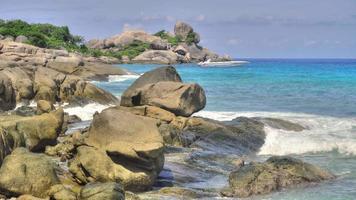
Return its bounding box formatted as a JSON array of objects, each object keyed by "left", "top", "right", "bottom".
[{"left": 82, "top": 59, "right": 356, "bottom": 199}]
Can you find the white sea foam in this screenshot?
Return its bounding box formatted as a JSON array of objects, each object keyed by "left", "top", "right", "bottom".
[
  {"left": 108, "top": 74, "right": 140, "bottom": 82},
  {"left": 194, "top": 111, "right": 356, "bottom": 155},
  {"left": 63, "top": 103, "right": 111, "bottom": 121}
]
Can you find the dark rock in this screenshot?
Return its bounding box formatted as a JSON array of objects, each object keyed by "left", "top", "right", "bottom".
[
  {"left": 15, "top": 106, "right": 36, "bottom": 116},
  {"left": 224, "top": 156, "right": 335, "bottom": 198},
  {"left": 254, "top": 117, "right": 306, "bottom": 132}
]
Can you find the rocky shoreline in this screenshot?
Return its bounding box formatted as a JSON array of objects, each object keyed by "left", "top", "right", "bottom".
[
  {"left": 0, "top": 64, "right": 335, "bottom": 199},
  {"left": 86, "top": 21, "right": 231, "bottom": 64}
]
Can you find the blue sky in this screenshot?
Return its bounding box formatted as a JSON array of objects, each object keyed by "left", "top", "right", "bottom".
[{"left": 1, "top": 0, "right": 355, "bottom": 58}]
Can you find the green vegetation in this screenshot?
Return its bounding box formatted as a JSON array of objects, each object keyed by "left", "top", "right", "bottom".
[
  {"left": 186, "top": 31, "right": 198, "bottom": 45},
  {"left": 78, "top": 40, "right": 149, "bottom": 59},
  {"left": 0, "top": 19, "right": 83, "bottom": 49},
  {"left": 0, "top": 19, "right": 151, "bottom": 60},
  {"left": 154, "top": 30, "right": 182, "bottom": 46}
]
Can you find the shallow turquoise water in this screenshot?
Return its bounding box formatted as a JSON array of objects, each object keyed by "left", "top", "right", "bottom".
[
  {"left": 96, "top": 59, "right": 356, "bottom": 117},
  {"left": 94, "top": 59, "right": 356, "bottom": 199}
]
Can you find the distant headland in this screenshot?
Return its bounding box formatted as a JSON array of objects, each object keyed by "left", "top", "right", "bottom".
[{"left": 0, "top": 19, "right": 230, "bottom": 64}]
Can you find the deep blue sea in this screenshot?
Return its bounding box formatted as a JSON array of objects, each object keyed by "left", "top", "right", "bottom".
[{"left": 91, "top": 59, "right": 356, "bottom": 200}]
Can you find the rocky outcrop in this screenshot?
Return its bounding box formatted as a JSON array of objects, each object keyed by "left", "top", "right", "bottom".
[
  {"left": 223, "top": 156, "right": 335, "bottom": 198},
  {"left": 0, "top": 65, "right": 118, "bottom": 110},
  {"left": 79, "top": 182, "right": 125, "bottom": 200},
  {"left": 0, "top": 148, "right": 60, "bottom": 198},
  {"left": 85, "top": 22, "right": 229, "bottom": 64},
  {"left": 0, "top": 40, "right": 131, "bottom": 80},
  {"left": 121, "top": 66, "right": 181, "bottom": 105},
  {"left": 174, "top": 21, "right": 200, "bottom": 43},
  {"left": 132, "top": 50, "right": 178, "bottom": 64},
  {"left": 69, "top": 107, "right": 164, "bottom": 191},
  {"left": 124, "top": 81, "right": 206, "bottom": 117},
  {"left": 87, "top": 31, "right": 162, "bottom": 49},
  {"left": 0, "top": 108, "right": 64, "bottom": 157},
  {"left": 121, "top": 66, "right": 206, "bottom": 117}
]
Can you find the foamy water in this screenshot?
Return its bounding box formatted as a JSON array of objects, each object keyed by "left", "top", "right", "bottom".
[
  {"left": 63, "top": 103, "right": 111, "bottom": 121},
  {"left": 195, "top": 111, "right": 356, "bottom": 155},
  {"left": 108, "top": 74, "right": 140, "bottom": 82}
]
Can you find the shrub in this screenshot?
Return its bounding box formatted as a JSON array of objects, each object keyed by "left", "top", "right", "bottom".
[{"left": 154, "top": 30, "right": 181, "bottom": 46}]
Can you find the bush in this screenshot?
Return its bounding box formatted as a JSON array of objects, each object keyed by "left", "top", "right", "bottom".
[
  {"left": 154, "top": 30, "right": 181, "bottom": 46},
  {"left": 0, "top": 19, "right": 83, "bottom": 49}
]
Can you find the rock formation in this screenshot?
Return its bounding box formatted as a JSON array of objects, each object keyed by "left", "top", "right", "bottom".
[
  {"left": 222, "top": 156, "right": 335, "bottom": 198},
  {"left": 121, "top": 66, "right": 206, "bottom": 117},
  {"left": 87, "top": 21, "right": 231, "bottom": 64}
]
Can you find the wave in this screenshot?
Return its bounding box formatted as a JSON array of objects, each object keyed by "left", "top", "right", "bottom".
[
  {"left": 194, "top": 111, "right": 356, "bottom": 155},
  {"left": 108, "top": 74, "right": 140, "bottom": 82},
  {"left": 63, "top": 103, "right": 111, "bottom": 121}
]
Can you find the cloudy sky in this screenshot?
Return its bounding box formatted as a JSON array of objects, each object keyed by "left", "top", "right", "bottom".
[{"left": 1, "top": 0, "right": 355, "bottom": 58}]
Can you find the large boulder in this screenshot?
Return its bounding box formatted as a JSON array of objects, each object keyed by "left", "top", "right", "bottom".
[
  {"left": 223, "top": 156, "right": 335, "bottom": 198},
  {"left": 0, "top": 67, "right": 34, "bottom": 102},
  {"left": 13, "top": 108, "right": 64, "bottom": 151},
  {"left": 69, "top": 146, "right": 156, "bottom": 191},
  {"left": 0, "top": 108, "right": 64, "bottom": 158},
  {"left": 132, "top": 50, "right": 178, "bottom": 64},
  {"left": 79, "top": 182, "right": 125, "bottom": 200},
  {"left": 36, "top": 100, "right": 54, "bottom": 114},
  {"left": 0, "top": 72, "right": 16, "bottom": 111},
  {"left": 121, "top": 66, "right": 182, "bottom": 106},
  {"left": 121, "top": 66, "right": 206, "bottom": 116},
  {"left": 46, "top": 55, "right": 84, "bottom": 74},
  {"left": 0, "top": 148, "right": 60, "bottom": 198},
  {"left": 71, "top": 107, "right": 164, "bottom": 191},
  {"left": 174, "top": 21, "right": 194, "bottom": 40},
  {"left": 124, "top": 81, "right": 206, "bottom": 117}
]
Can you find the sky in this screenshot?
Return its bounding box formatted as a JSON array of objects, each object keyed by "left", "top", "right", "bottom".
[{"left": 0, "top": 0, "right": 355, "bottom": 58}]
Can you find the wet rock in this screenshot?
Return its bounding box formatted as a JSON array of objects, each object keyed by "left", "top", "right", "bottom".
[
  {"left": 15, "top": 106, "right": 36, "bottom": 116},
  {"left": 0, "top": 148, "right": 60, "bottom": 198},
  {"left": 254, "top": 117, "right": 306, "bottom": 132},
  {"left": 184, "top": 117, "right": 266, "bottom": 154},
  {"left": 79, "top": 182, "right": 125, "bottom": 200},
  {"left": 224, "top": 156, "right": 335, "bottom": 198}
]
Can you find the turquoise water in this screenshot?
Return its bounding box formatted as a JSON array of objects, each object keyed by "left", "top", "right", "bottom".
[
  {"left": 96, "top": 59, "right": 356, "bottom": 117},
  {"left": 93, "top": 59, "right": 356, "bottom": 199}
]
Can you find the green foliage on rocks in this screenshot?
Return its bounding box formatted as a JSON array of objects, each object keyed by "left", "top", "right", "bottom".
[
  {"left": 154, "top": 30, "right": 182, "bottom": 46},
  {"left": 0, "top": 19, "right": 83, "bottom": 49}
]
